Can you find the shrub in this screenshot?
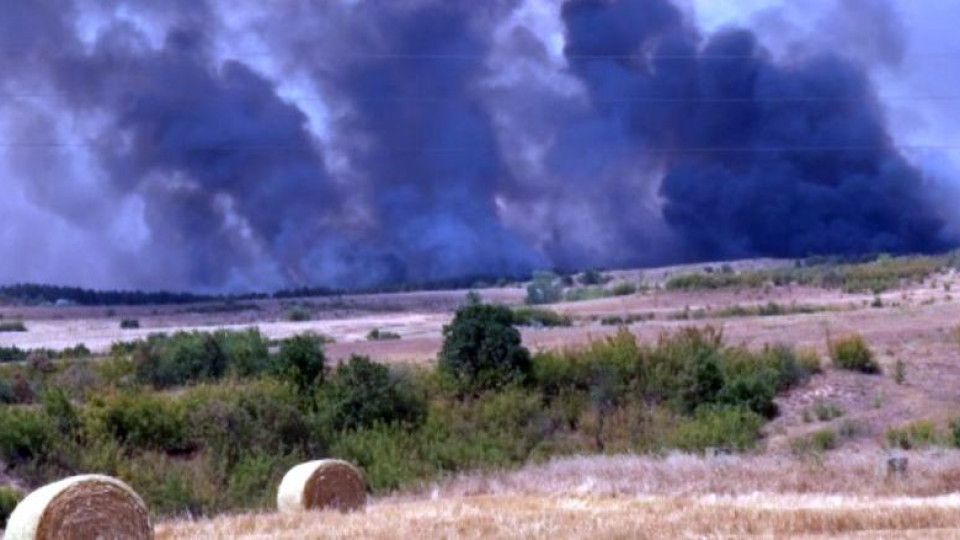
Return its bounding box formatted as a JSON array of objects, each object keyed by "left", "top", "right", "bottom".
[
  {"left": 0, "top": 486, "right": 21, "bottom": 528},
  {"left": 86, "top": 393, "right": 189, "bottom": 453},
  {"left": 790, "top": 429, "right": 838, "bottom": 456},
  {"left": 511, "top": 307, "right": 572, "bottom": 328},
  {"left": 185, "top": 381, "right": 312, "bottom": 467},
  {"left": 366, "top": 328, "right": 402, "bottom": 341},
  {"left": 0, "top": 378, "right": 14, "bottom": 404},
  {"left": 893, "top": 359, "right": 906, "bottom": 385},
  {"left": 669, "top": 406, "right": 764, "bottom": 452},
  {"left": 0, "top": 321, "right": 27, "bottom": 333},
  {"left": 285, "top": 307, "right": 311, "bottom": 322},
  {"left": 0, "top": 346, "right": 27, "bottom": 363},
  {"left": 214, "top": 329, "right": 271, "bottom": 378},
  {"left": 319, "top": 356, "right": 426, "bottom": 431},
  {"left": 134, "top": 332, "right": 229, "bottom": 389},
  {"left": 886, "top": 421, "right": 939, "bottom": 450},
  {"left": 578, "top": 270, "right": 608, "bottom": 286},
  {"left": 525, "top": 272, "right": 563, "bottom": 305},
  {"left": 0, "top": 407, "right": 55, "bottom": 464},
  {"left": 829, "top": 335, "right": 881, "bottom": 374},
  {"left": 26, "top": 352, "right": 55, "bottom": 375},
  {"left": 950, "top": 419, "right": 960, "bottom": 448},
  {"left": 120, "top": 319, "right": 140, "bottom": 329},
  {"left": 611, "top": 282, "right": 637, "bottom": 296},
  {"left": 59, "top": 344, "right": 92, "bottom": 359},
  {"left": 717, "top": 372, "right": 778, "bottom": 418},
  {"left": 274, "top": 334, "right": 326, "bottom": 399},
  {"left": 564, "top": 287, "right": 611, "bottom": 302},
  {"left": 439, "top": 304, "right": 531, "bottom": 397},
  {"left": 812, "top": 400, "right": 844, "bottom": 422}
]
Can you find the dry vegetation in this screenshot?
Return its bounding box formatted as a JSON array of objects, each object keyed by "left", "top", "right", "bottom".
[{"left": 158, "top": 452, "right": 960, "bottom": 539}]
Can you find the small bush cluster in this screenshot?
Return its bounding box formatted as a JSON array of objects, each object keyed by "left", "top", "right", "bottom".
[
  {"left": 886, "top": 421, "right": 940, "bottom": 450},
  {"left": 285, "top": 307, "right": 312, "bottom": 322},
  {"left": 610, "top": 282, "right": 637, "bottom": 297},
  {"left": 803, "top": 400, "right": 843, "bottom": 422},
  {"left": 0, "top": 320, "right": 27, "bottom": 333},
  {"left": 829, "top": 335, "right": 881, "bottom": 374},
  {"left": 599, "top": 313, "right": 655, "bottom": 326},
  {"left": 790, "top": 429, "right": 838, "bottom": 456},
  {"left": 512, "top": 307, "right": 572, "bottom": 328},
  {"left": 367, "top": 328, "right": 402, "bottom": 341},
  {"left": 525, "top": 272, "right": 563, "bottom": 305},
  {"left": 0, "top": 486, "right": 21, "bottom": 528}
]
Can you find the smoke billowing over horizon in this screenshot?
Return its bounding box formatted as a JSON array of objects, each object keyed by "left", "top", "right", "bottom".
[{"left": 0, "top": 0, "right": 956, "bottom": 292}]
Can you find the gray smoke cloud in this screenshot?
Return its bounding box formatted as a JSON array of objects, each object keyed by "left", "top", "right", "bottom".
[{"left": 0, "top": 0, "right": 955, "bottom": 291}]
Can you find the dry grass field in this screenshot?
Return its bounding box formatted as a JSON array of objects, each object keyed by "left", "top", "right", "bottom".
[{"left": 158, "top": 452, "right": 960, "bottom": 539}]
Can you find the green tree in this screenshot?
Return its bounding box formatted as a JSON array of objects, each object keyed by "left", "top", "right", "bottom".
[
  {"left": 274, "top": 334, "right": 326, "bottom": 399},
  {"left": 439, "top": 304, "right": 531, "bottom": 396},
  {"left": 320, "top": 356, "right": 425, "bottom": 431},
  {"left": 525, "top": 271, "right": 563, "bottom": 305}
]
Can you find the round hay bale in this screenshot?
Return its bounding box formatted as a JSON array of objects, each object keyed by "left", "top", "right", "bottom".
[
  {"left": 277, "top": 459, "right": 366, "bottom": 514},
  {"left": 5, "top": 474, "right": 152, "bottom": 540}
]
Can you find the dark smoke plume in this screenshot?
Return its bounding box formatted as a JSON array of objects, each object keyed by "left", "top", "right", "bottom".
[
  {"left": 0, "top": 0, "right": 953, "bottom": 291},
  {"left": 561, "top": 0, "right": 947, "bottom": 261}
]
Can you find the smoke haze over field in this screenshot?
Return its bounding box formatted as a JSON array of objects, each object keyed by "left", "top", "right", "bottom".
[{"left": 0, "top": 0, "right": 956, "bottom": 291}]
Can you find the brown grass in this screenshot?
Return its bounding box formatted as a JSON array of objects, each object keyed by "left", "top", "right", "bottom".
[
  {"left": 157, "top": 493, "right": 960, "bottom": 539},
  {"left": 158, "top": 451, "right": 960, "bottom": 538}
]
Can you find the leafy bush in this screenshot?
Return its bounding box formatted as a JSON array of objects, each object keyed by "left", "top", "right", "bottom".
[
  {"left": 274, "top": 334, "right": 326, "bottom": 398},
  {"left": 950, "top": 418, "right": 960, "bottom": 448},
  {"left": 439, "top": 304, "right": 531, "bottom": 397},
  {"left": 579, "top": 270, "right": 608, "bottom": 286},
  {"left": 790, "top": 429, "right": 838, "bottom": 456},
  {"left": 120, "top": 319, "right": 140, "bottom": 329},
  {"left": 511, "top": 307, "right": 572, "bottom": 328},
  {"left": 0, "top": 486, "right": 21, "bottom": 528},
  {"left": 0, "top": 346, "right": 27, "bottom": 364},
  {"left": 717, "top": 371, "right": 777, "bottom": 418},
  {"left": 829, "top": 335, "right": 881, "bottom": 374},
  {"left": 0, "top": 407, "right": 55, "bottom": 464},
  {"left": 886, "top": 421, "right": 939, "bottom": 450},
  {"left": 0, "top": 321, "right": 27, "bottom": 333},
  {"left": 669, "top": 406, "right": 764, "bottom": 452},
  {"left": 812, "top": 400, "right": 844, "bottom": 422},
  {"left": 319, "top": 356, "right": 426, "bottom": 431},
  {"left": 599, "top": 313, "right": 654, "bottom": 326},
  {"left": 525, "top": 272, "right": 563, "bottom": 305},
  {"left": 285, "top": 307, "right": 311, "bottom": 322},
  {"left": 564, "top": 287, "right": 611, "bottom": 302},
  {"left": 611, "top": 282, "right": 637, "bottom": 296},
  {"left": 86, "top": 393, "right": 189, "bottom": 453},
  {"left": 184, "top": 381, "right": 312, "bottom": 467},
  {"left": 214, "top": 329, "right": 271, "bottom": 378},
  {"left": 134, "top": 332, "right": 228, "bottom": 389},
  {"left": 366, "top": 328, "right": 402, "bottom": 341}
]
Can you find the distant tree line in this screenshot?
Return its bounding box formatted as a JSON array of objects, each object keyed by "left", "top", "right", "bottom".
[{"left": 0, "top": 284, "right": 226, "bottom": 306}]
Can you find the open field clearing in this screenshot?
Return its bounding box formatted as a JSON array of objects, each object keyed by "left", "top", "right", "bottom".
[{"left": 157, "top": 452, "right": 960, "bottom": 539}]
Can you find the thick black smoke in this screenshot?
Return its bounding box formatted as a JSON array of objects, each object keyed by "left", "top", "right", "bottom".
[
  {"left": 0, "top": 0, "right": 953, "bottom": 291},
  {"left": 561, "top": 0, "right": 947, "bottom": 260}
]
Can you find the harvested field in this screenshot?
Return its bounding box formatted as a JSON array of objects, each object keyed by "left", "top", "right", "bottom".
[{"left": 157, "top": 451, "right": 960, "bottom": 539}]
